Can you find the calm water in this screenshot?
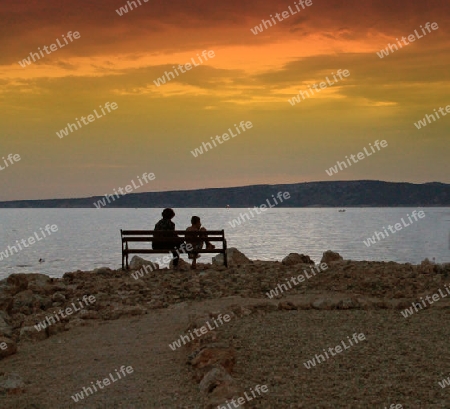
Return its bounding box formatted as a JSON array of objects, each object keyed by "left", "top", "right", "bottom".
[{"left": 0, "top": 208, "right": 449, "bottom": 279}]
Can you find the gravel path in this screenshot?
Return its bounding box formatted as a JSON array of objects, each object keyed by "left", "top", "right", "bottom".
[
  {"left": 221, "top": 308, "right": 450, "bottom": 408},
  {"left": 1, "top": 304, "right": 203, "bottom": 409},
  {"left": 3, "top": 293, "right": 450, "bottom": 408},
  {"left": 0, "top": 296, "right": 263, "bottom": 409}
]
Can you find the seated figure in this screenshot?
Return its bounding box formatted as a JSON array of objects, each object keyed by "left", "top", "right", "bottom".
[
  {"left": 185, "top": 216, "right": 215, "bottom": 270},
  {"left": 153, "top": 208, "right": 185, "bottom": 268}
]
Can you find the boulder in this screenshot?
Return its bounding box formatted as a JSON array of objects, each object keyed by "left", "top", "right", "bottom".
[
  {"left": 129, "top": 256, "right": 159, "bottom": 271},
  {"left": 0, "top": 280, "right": 14, "bottom": 313},
  {"left": 0, "top": 292, "right": 13, "bottom": 313},
  {"left": 92, "top": 267, "right": 115, "bottom": 276},
  {"left": 212, "top": 248, "right": 251, "bottom": 267},
  {"left": 0, "top": 337, "right": 17, "bottom": 360},
  {"left": 282, "top": 253, "right": 314, "bottom": 266},
  {"left": 33, "top": 294, "right": 53, "bottom": 310},
  {"left": 199, "top": 365, "right": 235, "bottom": 393},
  {"left": 27, "top": 274, "right": 53, "bottom": 294},
  {"left": 418, "top": 258, "right": 436, "bottom": 274},
  {"left": 6, "top": 274, "right": 29, "bottom": 294},
  {"left": 11, "top": 290, "right": 35, "bottom": 313},
  {"left": 0, "top": 312, "right": 12, "bottom": 338},
  {"left": 12, "top": 291, "right": 52, "bottom": 314},
  {"left": 51, "top": 292, "right": 66, "bottom": 303},
  {"left": 320, "top": 250, "right": 343, "bottom": 264},
  {"left": 7, "top": 273, "right": 53, "bottom": 296}
]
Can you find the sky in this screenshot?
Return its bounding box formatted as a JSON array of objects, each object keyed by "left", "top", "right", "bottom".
[{"left": 1, "top": 0, "right": 449, "bottom": 201}]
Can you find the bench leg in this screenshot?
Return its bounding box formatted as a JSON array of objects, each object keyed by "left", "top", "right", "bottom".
[{"left": 223, "top": 240, "right": 228, "bottom": 267}]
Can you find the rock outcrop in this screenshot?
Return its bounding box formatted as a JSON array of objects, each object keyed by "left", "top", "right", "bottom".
[
  {"left": 129, "top": 256, "right": 160, "bottom": 271},
  {"left": 321, "top": 250, "right": 344, "bottom": 264},
  {"left": 0, "top": 337, "right": 17, "bottom": 359},
  {"left": 0, "top": 250, "right": 449, "bottom": 361},
  {"left": 282, "top": 253, "right": 314, "bottom": 266},
  {"left": 212, "top": 247, "right": 252, "bottom": 267}
]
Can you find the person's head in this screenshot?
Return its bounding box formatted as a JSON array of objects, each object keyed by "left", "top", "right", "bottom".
[
  {"left": 191, "top": 216, "right": 201, "bottom": 227},
  {"left": 162, "top": 208, "right": 175, "bottom": 220}
]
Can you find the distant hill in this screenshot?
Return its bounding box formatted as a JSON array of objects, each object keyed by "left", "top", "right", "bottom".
[{"left": 0, "top": 180, "right": 449, "bottom": 208}]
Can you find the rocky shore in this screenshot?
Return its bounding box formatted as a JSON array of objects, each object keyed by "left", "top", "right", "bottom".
[{"left": 1, "top": 249, "right": 449, "bottom": 407}]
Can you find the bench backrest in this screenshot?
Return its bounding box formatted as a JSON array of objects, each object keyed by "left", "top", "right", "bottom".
[{"left": 121, "top": 230, "right": 225, "bottom": 243}]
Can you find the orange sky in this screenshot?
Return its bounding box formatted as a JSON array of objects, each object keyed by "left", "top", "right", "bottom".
[{"left": 1, "top": 0, "right": 449, "bottom": 200}]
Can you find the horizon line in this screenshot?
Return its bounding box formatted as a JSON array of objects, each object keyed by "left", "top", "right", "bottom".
[{"left": 0, "top": 179, "right": 448, "bottom": 204}]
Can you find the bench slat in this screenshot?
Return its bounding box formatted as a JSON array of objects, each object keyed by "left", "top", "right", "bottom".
[
  {"left": 122, "top": 237, "right": 225, "bottom": 242},
  {"left": 124, "top": 249, "right": 225, "bottom": 254},
  {"left": 122, "top": 230, "right": 225, "bottom": 235}
]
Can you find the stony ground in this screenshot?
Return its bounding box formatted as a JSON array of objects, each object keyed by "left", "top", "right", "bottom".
[
  {"left": 3, "top": 296, "right": 450, "bottom": 408},
  {"left": 221, "top": 308, "right": 450, "bottom": 408},
  {"left": 1, "top": 252, "right": 450, "bottom": 408}
]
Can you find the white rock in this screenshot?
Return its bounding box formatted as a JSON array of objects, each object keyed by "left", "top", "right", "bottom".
[
  {"left": 212, "top": 248, "right": 251, "bottom": 267},
  {"left": 129, "top": 256, "right": 159, "bottom": 271}
]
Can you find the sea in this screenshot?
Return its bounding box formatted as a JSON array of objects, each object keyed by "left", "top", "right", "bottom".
[{"left": 0, "top": 208, "right": 449, "bottom": 279}]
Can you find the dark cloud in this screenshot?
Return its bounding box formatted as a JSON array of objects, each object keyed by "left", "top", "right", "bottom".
[{"left": 2, "top": 0, "right": 449, "bottom": 64}]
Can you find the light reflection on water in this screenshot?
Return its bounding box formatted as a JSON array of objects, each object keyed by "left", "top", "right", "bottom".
[{"left": 0, "top": 208, "right": 448, "bottom": 279}]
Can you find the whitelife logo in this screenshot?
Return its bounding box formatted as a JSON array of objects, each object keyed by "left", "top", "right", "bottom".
[
  {"left": 56, "top": 102, "right": 118, "bottom": 139},
  {"left": 34, "top": 295, "right": 96, "bottom": 332},
  {"left": 414, "top": 104, "right": 450, "bottom": 129},
  {"left": 250, "top": 0, "right": 313, "bottom": 35},
  {"left": 217, "top": 384, "right": 269, "bottom": 408},
  {"left": 18, "top": 31, "right": 81, "bottom": 68},
  {"left": 376, "top": 22, "right": 439, "bottom": 58},
  {"left": 228, "top": 191, "right": 290, "bottom": 228},
  {"left": 71, "top": 366, "right": 134, "bottom": 402},
  {"left": 303, "top": 333, "right": 366, "bottom": 369},
  {"left": 115, "top": 0, "right": 148, "bottom": 16},
  {"left": 153, "top": 50, "right": 215, "bottom": 87},
  {"left": 400, "top": 284, "right": 450, "bottom": 318},
  {"left": 288, "top": 69, "right": 350, "bottom": 106},
  {"left": 0, "top": 154, "right": 21, "bottom": 172},
  {"left": 0, "top": 225, "right": 58, "bottom": 261},
  {"left": 93, "top": 172, "right": 156, "bottom": 208},
  {"left": 190, "top": 121, "right": 253, "bottom": 157},
  {"left": 325, "top": 140, "right": 388, "bottom": 176},
  {"left": 363, "top": 210, "right": 425, "bottom": 247},
  {"left": 439, "top": 375, "right": 450, "bottom": 389},
  {"left": 265, "top": 263, "right": 328, "bottom": 298},
  {"left": 169, "top": 314, "right": 232, "bottom": 350}
]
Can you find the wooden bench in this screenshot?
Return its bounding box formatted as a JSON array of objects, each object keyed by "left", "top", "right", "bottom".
[{"left": 120, "top": 229, "right": 228, "bottom": 270}]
